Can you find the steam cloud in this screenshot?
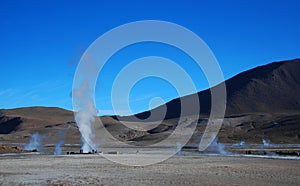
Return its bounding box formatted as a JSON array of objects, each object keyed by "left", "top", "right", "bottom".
[
  {"left": 206, "top": 135, "right": 230, "bottom": 155},
  {"left": 23, "top": 132, "right": 45, "bottom": 151},
  {"left": 73, "top": 62, "right": 98, "bottom": 153},
  {"left": 176, "top": 142, "right": 182, "bottom": 156},
  {"left": 54, "top": 130, "right": 65, "bottom": 155},
  {"left": 233, "top": 141, "right": 245, "bottom": 147},
  {"left": 75, "top": 100, "right": 97, "bottom": 153},
  {"left": 263, "top": 139, "right": 271, "bottom": 147}
]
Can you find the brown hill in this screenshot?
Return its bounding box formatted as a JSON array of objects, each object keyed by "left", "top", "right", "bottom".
[
  {"left": 0, "top": 107, "right": 74, "bottom": 134},
  {"left": 1, "top": 106, "right": 74, "bottom": 122},
  {"left": 0, "top": 107, "right": 145, "bottom": 145},
  {"left": 0, "top": 107, "right": 80, "bottom": 144}
]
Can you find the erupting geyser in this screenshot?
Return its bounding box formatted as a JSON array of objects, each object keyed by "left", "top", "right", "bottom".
[
  {"left": 23, "top": 132, "right": 45, "bottom": 152},
  {"left": 75, "top": 100, "right": 97, "bottom": 153},
  {"left": 72, "top": 56, "right": 100, "bottom": 153},
  {"left": 54, "top": 130, "right": 65, "bottom": 155}
]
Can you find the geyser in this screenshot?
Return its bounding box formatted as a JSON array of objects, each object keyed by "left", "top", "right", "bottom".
[{"left": 23, "top": 132, "right": 45, "bottom": 151}]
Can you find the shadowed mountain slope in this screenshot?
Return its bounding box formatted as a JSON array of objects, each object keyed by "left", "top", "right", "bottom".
[{"left": 129, "top": 58, "right": 300, "bottom": 120}]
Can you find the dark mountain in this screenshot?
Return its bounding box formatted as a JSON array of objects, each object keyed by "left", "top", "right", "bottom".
[
  {"left": 128, "top": 58, "right": 300, "bottom": 120},
  {"left": 225, "top": 59, "right": 300, "bottom": 115}
]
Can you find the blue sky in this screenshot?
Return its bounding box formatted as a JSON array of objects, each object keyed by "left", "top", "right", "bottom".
[{"left": 0, "top": 0, "right": 299, "bottom": 115}]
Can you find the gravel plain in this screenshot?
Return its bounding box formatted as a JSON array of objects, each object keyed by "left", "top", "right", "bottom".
[{"left": 0, "top": 153, "right": 300, "bottom": 186}]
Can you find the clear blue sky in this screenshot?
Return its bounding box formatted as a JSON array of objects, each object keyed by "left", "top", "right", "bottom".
[{"left": 0, "top": 0, "right": 299, "bottom": 115}]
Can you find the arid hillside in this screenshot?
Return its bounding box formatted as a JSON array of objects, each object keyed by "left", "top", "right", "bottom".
[{"left": 1, "top": 59, "right": 300, "bottom": 145}]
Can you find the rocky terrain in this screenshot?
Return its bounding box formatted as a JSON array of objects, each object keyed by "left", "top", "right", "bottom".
[
  {"left": 0, "top": 154, "right": 299, "bottom": 186},
  {"left": 0, "top": 145, "right": 35, "bottom": 153}
]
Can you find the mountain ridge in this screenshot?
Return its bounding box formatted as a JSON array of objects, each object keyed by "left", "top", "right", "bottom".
[
  {"left": 126, "top": 58, "right": 300, "bottom": 120},
  {"left": 1, "top": 58, "right": 300, "bottom": 144}
]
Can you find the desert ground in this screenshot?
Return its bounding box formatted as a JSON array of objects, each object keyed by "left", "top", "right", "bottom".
[{"left": 0, "top": 153, "right": 299, "bottom": 186}]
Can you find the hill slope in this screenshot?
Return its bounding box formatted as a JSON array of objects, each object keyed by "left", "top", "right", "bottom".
[
  {"left": 0, "top": 107, "right": 80, "bottom": 144},
  {"left": 225, "top": 59, "right": 300, "bottom": 115},
  {"left": 130, "top": 58, "right": 300, "bottom": 120},
  {"left": 121, "top": 59, "right": 300, "bottom": 144},
  {"left": 0, "top": 107, "right": 146, "bottom": 145}
]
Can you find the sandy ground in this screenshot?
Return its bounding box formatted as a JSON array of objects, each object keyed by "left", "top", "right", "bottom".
[{"left": 0, "top": 153, "right": 299, "bottom": 186}]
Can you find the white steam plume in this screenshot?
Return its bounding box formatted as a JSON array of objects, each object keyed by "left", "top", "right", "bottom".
[
  {"left": 263, "top": 139, "right": 271, "bottom": 147},
  {"left": 206, "top": 135, "right": 230, "bottom": 155},
  {"left": 176, "top": 142, "right": 182, "bottom": 156},
  {"left": 73, "top": 55, "right": 99, "bottom": 153},
  {"left": 23, "top": 132, "right": 45, "bottom": 151},
  {"left": 73, "top": 79, "right": 98, "bottom": 153},
  {"left": 75, "top": 100, "right": 97, "bottom": 152},
  {"left": 54, "top": 130, "right": 65, "bottom": 155}
]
